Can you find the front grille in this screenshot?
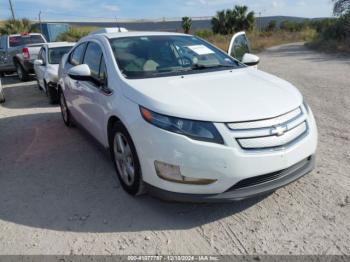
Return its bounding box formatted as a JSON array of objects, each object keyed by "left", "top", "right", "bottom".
[
  {"left": 229, "top": 156, "right": 312, "bottom": 191},
  {"left": 227, "top": 107, "right": 308, "bottom": 150}
]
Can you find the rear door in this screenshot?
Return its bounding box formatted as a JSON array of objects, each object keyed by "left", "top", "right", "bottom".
[{"left": 228, "top": 32, "right": 251, "bottom": 62}]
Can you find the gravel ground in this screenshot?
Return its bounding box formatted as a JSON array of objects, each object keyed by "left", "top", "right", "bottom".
[{"left": 0, "top": 43, "right": 349, "bottom": 255}]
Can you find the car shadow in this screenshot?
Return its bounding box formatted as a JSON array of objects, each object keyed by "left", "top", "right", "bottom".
[
  {"left": 0, "top": 75, "right": 53, "bottom": 109},
  {"left": 0, "top": 111, "right": 269, "bottom": 233}
]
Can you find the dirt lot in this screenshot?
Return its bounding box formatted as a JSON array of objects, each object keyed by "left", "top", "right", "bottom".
[{"left": 0, "top": 43, "right": 349, "bottom": 255}]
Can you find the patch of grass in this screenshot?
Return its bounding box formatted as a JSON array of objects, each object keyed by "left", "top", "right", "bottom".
[{"left": 197, "top": 28, "right": 317, "bottom": 53}]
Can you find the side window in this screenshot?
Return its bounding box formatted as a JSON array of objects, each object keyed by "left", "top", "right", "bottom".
[
  {"left": 83, "top": 42, "right": 103, "bottom": 80},
  {"left": 0, "top": 36, "right": 3, "bottom": 49},
  {"left": 69, "top": 43, "right": 87, "bottom": 66}
]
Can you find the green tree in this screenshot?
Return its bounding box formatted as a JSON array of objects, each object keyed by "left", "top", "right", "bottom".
[
  {"left": 211, "top": 10, "right": 231, "bottom": 34},
  {"left": 0, "top": 18, "right": 33, "bottom": 34},
  {"left": 266, "top": 20, "right": 277, "bottom": 32},
  {"left": 333, "top": 0, "right": 350, "bottom": 15},
  {"left": 231, "top": 5, "right": 255, "bottom": 32},
  {"left": 211, "top": 5, "right": 255, "bottom": 35},
  {"left": 182, "top": 17, "right": 193, "bottom": 34}
]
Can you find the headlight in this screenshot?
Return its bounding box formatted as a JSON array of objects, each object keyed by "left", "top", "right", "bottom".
[{"left": 140, "top": 106, "right": 224, "bottom": 144}]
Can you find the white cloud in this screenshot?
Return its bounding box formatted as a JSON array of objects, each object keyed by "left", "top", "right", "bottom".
[{"left": 102, "top": 3, "right": 120, "bottom": 12}]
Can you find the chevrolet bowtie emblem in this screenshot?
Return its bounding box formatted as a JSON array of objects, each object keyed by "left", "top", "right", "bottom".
[{"left": 272, "top": 125, "right": 287, "bottom": 136}]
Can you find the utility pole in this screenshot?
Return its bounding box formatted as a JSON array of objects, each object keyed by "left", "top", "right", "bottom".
[
  {"left": 39, "top": 10, "right": 42, "bottom": 33},
  {"left": 8, "top": 0, "right": 16, "bottom": 20},
  {"left": 115, "top": 17, "right": 122, "bottom": 32}
]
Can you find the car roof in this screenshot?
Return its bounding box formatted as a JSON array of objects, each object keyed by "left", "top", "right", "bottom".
[
  {"left": 43, "top": 42, "right": 76, "bottom": 48},
  {"left": 92, "top": 31, "right": 187, "bottom": 40}
]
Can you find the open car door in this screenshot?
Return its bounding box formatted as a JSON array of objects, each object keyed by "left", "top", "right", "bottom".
[{"left": 228, "top": 31, "right": 260, "bottom": 67}]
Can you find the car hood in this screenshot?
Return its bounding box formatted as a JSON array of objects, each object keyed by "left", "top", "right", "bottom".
[{"left": 122, "top": 68, "right": 303, "bottom": 122}]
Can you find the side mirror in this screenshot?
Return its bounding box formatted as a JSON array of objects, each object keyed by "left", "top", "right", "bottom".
[
  {"left": 68, "top": 64, "right": 92, "bottom": 81},
  {"left": 34, "top": 59, "right": 43, "bottom": 66},
  {"left": 242, "top": 53, "right": 260, "bottom": 66}
]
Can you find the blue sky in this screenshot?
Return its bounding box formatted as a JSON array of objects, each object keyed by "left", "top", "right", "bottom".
[{"left": 0, "top": 0, "right": 334, "bottom": 21}]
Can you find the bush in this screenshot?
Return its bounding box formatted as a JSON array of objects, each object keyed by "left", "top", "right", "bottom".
[
  {"left": 308, "top": 12, "right": 350, "bottom": 52},
  {"left": 280, "top": 20, "right": 309, "bottom": 32},
  {"left": 0, "top": 18, "right": 37, "bottom": 34},
  {"left": 266, "top": 20, "right": 277, "bottom": 32},
  {"left": 57, "top": 27, "right": 93, "bottom": 42},
  {"left": 194, "top": 29, "right": 213, "bottom": 39}
]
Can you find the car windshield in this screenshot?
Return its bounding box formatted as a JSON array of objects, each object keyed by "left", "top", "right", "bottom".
[
  {"left": 109, "top": 35, "right": 244, "bottom": 79},
  {"left": 48, "top": 46, "right": 72, "bottom": 64},
  {"left": 9, "top": 35, "right": 45, "bottom": 47}
]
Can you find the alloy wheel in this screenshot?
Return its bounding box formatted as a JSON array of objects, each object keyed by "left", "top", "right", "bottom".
[
  {"left": 60, "top": 93, "right": 68, "bottom": 123},
  {"left": 113, "top": 132, "right": 135, "bottom": 186}
]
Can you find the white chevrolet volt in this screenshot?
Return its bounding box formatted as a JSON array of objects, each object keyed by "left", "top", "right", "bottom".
[{"left": 58, "top": 29, "right": 318, "bottom": 202}]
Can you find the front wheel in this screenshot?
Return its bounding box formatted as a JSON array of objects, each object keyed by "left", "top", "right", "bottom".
[
  {"left": 59, "top": 91, "right": 72, "bottom": 127},
  {"left": 46, "top": 82, "right": 58, "bottom": 104},
  {"left": 111, "top": 122, "right": 144, "bottom": 196}
]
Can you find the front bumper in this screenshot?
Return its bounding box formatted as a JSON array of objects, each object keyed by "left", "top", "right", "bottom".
[
  {"left": 146, "top": 155, "right": 315, "bottom": 202},
  {"left": 127, "top": 103, "right": 318, "bottom": 198}
]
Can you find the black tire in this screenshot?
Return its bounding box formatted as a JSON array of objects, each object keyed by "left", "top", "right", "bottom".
[
  {"left": 110, "top": 122, "right": 145, "bottom": 196},
  {"left": 59, "top": 90, "right": 72, "bottom": 127},
  {"left": 0, "top": 88, "right": 5, "bottom": 103},
  {"left": 0, "top": 72, "right": 4, "bottom": 77},
  {"left": 36, "top": 79, "right": 41, "bottom": 90},
  {"left": 15, "top": 62, "right": 29, "bottom": 82},
  {"left": 46, "top": 82, "right": 58, "bottom": 104}
]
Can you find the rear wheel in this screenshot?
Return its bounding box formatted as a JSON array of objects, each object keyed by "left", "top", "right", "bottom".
[
  {"left": 110, "top": 122, "right": 144, "bottom": 196},
  {"left": 15, "top": 62, "right": 29, "bottom": 82},
  {"left": 59, "top": 91, "right": 72, "bottom": 127}
]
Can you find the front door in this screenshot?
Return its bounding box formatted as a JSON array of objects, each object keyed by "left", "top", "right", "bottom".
[
  {"left": 228, "top": 31, "right": 252, "bottom": 62},
  {"left": 76, "top": 41, "right": 109, "bottom": 144},
  {"left": 34, "top": 47, "right": 47, "bottom": 89}
]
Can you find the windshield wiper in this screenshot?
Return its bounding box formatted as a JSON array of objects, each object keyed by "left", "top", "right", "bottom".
[{"left": 191, "top": 64, "right": 235, "bottom": 70}]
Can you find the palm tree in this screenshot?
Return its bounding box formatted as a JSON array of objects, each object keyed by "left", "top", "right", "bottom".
[
  {"left": 211, "top": 5, "right": 255, "bottom": 35},
  {"left": 182, "top": 17, "right": 193, "bottom": 34},
  {"left": 212, "top": 10, "right": 228, "bottom": 34},
  {"left": 231, "top": 5, "right": 255, "bottom": 32},
  {"left": 0, "top": 18, "right": 33, "bottom": 35},
  {"left": 333, "top": 0, "right": 350, "bottom": 15}
]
